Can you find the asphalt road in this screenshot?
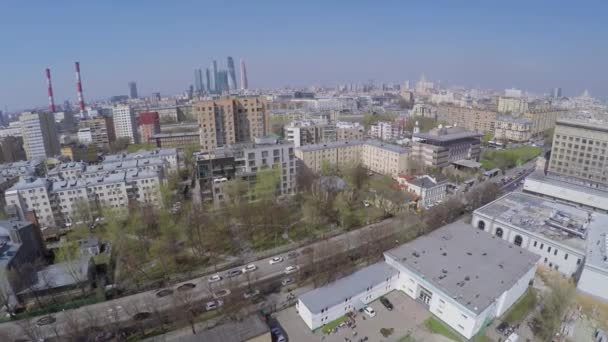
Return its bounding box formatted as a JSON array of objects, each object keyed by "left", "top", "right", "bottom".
[{"left": 0, "top": 216, "right": 417, "bottom": 341}]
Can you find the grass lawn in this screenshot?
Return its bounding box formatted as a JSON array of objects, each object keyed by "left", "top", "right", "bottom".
[
  {"left": 502, "top": 289, "right": 537, "bottom": 324},
  {"left": 424, "top": 317, "right": 463, "bottom": 341},
  {"left": 321, "top": 315, "right": 348, "bottom": 334},
  {"left": 481, "top": 146, "right": 542, "bottom": 170}
]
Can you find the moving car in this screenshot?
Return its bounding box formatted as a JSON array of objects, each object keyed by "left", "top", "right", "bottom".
[
  {"left": 363, "top": 306, "right": 376, "bottom": 318},
  {"left": 226, "top": 269, "right": 242, "bottom": 278},
  {"left": 242, "top": 264, "right": 257, "bottom": 273},
  {"left": 205, "top": 299, "right": 223, "bottom": 311},
  {"left": 380, "top": 297, "right": 393, "bottom": 311},
  {"left": 207, "top": 274, "right": 222, "bottom": 283},
  {"left": 269, "top": 256, "right": 284, "bottom": 265},
  {"left": 284, "top": 266, "right": 298, "bottom": 274}
]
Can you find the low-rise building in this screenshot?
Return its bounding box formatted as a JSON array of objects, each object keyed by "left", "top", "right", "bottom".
[
  {"left": 473, "top": 192, "right": 608, "bottom": 301},
  {"left": 5, "top": 178, "right": 55, "bottom": 228},
  {"left": 412, "top": 126, "right": 482, "bottom": 168},
  {"left": 102, "top": 148, "right": 179, "bottom": 174},
  {"left": 297, "top": 221, "right": 539, "bottom": 340},
  {"left": 369, "top": 121, "right": 405, "bottom": 141},
  {"left": 398, "top": 174, "right": 448, "bottom": 208},
  {"left": 336, "top": 121, "right": 364, "bottom": 141}
]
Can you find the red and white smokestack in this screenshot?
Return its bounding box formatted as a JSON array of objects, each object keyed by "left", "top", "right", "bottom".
[
  {"left": 75, "top": 61, "right": 85, "bottom": 114},
  {"left": 45, "top": 68, "right": 56, "bottom": 113}
]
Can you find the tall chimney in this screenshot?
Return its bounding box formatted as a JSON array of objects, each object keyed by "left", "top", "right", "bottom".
[
  {"left": 45, "top": 68, "right": 56, "bottom": 113},
  {"left": 75, "top": 61, "right": 85, "bottom": 115}
]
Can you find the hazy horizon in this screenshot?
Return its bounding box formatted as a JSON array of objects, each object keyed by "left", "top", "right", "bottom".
[{"left": 1, "top": 0, "right": 607, "bottom": 110}]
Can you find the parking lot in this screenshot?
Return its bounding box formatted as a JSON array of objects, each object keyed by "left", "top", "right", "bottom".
[{"left": 275, "top": 291, "right": 440, "bottom": 342}]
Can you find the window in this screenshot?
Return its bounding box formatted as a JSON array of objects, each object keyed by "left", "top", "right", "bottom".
[
  {"left": 548, "top": 246, "right": 552, "bottom": 253},
  {"left": 514, "top": 235, "right": 523, "bottom": 247},
  {"left": 477, "top": 220, "right": 485, "bottom": 230},
  {"left": 533, "top": 241, "right": 537, "bottom": 247},
  {"left": 577, "top": 258, "right": 582, "bottom": 265},
  {"left": 564, "top": 253, "right": 569, "bottom": 260},
  {"left": 540, "top": 243, "right": 544, "bottom": 250},
  {"left": 495, "top": 227, "right": 503, "bottom": 238},
  {"left": 554, "top": 249, "right": 558, "bottom": 256}
]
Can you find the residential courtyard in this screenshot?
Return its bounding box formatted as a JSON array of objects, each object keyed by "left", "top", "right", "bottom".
[{"left": 275, "top": 290, "right": 457, "bottom": 342}]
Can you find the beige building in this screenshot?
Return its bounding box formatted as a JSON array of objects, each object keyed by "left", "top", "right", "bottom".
[
  {"left": 436, "top": 105, "right": 497, "bottom": 134},
  {"left": 494, "top": 116, "right": 532, "bottom": 142},
  {"left": 295, "top": 140, "right": 414, "bottom": 179},
  {"left": 548, "top": 119, "right": 608, "bottom": 189},
  {"left": 497, "top": 97, "right": 529, "bottom": 114},
  {"left": 522, "top": 109, "right": 562, "bottom": 136},
  {"left": 78, "top": 117, "right": 115, "bottom": 150},
  {"left": 195, "top": 96, "right": 268, "bottom": 152}
]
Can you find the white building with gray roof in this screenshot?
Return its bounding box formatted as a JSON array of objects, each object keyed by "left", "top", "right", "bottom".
[
  {"left": 474, "top": 192, "right": 608, "bottom": 301},
  {"left": 297, "top": 221, "right": 539, "bottom": 339}
]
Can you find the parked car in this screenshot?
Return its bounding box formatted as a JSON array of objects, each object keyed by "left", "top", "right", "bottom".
[
  {"left": 226, "top": 269, "right": 242, "bottom": 278},
  {"left": 496, "top": 322, "right": 510, "bottom": 335},
  {"left": 205, "top": 299, "right": 223, "bottom": 311},
  {"left": 363, "top": 306, "right": 376, "bottom": 318},
  {"left": 281, "top": 277, "right": 294, "bottom": 286},
  {"left": 243, "top": 289, "right": 260, "bottom": 299},
  {"left": 242, "top": 264, "right": 257, "bottom": 273},
  {"left": 207, "top": 274, "right": 222, "bottom": 283},
  {"left": 380, "top": 297, "right": 393, "bottom": 311},
  {"left": 284, "top": 266, "right": 298, "bottom": 274},
  {"left": 270, "top": 327, "right": 286, "bottom": 342},
  {"left": 269, "top": 256, "right": 284, "bottom": 265}
]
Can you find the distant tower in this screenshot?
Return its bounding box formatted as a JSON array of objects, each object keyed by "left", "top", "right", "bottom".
[
  {"left": 74, "top": 62, "right": 86, "bottom": 117},
  {"left": 194, "top": 69, "right": 204, "bottom": 95},
  {"left": 240, "top": 58, "right": 248, "bottom": 90},
  {"left": 45, "top": 68, "right": 56, "bottom": 113},
  {"left": 227, "top": 57, "right": 237, "bottom": 91},
  {"left": 552, "top": 87, "right": 562, "bottom": 99},
  {"left": 205, "top": 68, "right": 212, "bottom": 93},
  {"left": 212, "top": 60, "right": 218, "bottom": 93},
  {"left": 128, "top": 81, "right": 138, "bottom": 99}
]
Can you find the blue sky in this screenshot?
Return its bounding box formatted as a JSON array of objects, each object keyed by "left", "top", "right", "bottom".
[{"left": 1, "top": 0, "right": 606, "bottom": 110}]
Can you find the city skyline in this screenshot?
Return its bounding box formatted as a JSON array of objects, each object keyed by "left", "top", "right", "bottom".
[{"left": 1, "top": 0, "right": 607, "bottom": 110}]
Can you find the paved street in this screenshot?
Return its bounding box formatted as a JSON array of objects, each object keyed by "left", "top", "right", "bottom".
[{"left": 0, "top": 216, "right": 417, "bottom": 340}]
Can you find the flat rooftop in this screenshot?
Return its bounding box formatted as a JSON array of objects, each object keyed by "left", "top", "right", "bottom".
[
  {"left": 476, "top": 192, "right": 605, "bottom": 251},
  {"left": 557, "top": 119, "right": 608, "bottom": 133},
  {"left": 385, "top": 221, "right": 540, "bottom": 314},
  {"left": 524, "top": 172, "right": 608, "bottom": 211},
  {"left": 298, "top": 262, "right": 398, "bottom": 314}
]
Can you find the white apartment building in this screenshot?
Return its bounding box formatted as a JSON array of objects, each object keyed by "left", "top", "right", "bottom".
[
  {"left": 473, "top": 192, "right": 608, "bottom": 301},
  {"left": 369, "top": 121, "right": 404, "bottom": 141},
  {"left": 52, "top": 179, "right": 91, "bottom": 226},
  {"left": 298, "top": 222, "right": 539, "bottom": 339},
  {"left": 47, "top": 162, "right": 87, "bottom": 181},
  {"left": 19, "top": 112, "right": 60, "bottom": 160},
  {"left": 103, "top": 148, "right": 179, "bottom": 174},
  {"left": 112, "top": 105, "right": 139, "bottom": 144},
  {"left": 284, "top": 120, "right": 336, "bottom": 147},
  {"left": 5, "top": 178, "right": 55, "bottom": 228},
  {"left": 77, "top": 128, "right": 94, "bottom": 144}
]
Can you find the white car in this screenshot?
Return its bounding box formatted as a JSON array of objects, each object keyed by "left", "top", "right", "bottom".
[
  {"left": 284, "top": 266, "right": 298, "bottom": 274},
  {"left": 269, "top": 256, "right": 284, "bottom": 265},
  {"left": 243, "top": 289, "right": 260, "bottom": 299},
  {"left": 363, "top": 200, "right": 371, "bottom": 207},
  {"left": 207, "top": 274, "right": 222, "bottom": 283},
  {"left": 364, "top": 306, "right": 376, "bottom": 318},
  {"left": 205, "top": 299, "right": 223, "bottom": 311},
  {"left": 242, "top": 264, "right": 257, "bottom": 273}
]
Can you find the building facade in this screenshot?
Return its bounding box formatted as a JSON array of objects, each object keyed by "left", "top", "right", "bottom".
[
  {"left": 112, "top": 105, "right": 139, "bottom": 144},
  {"left": 151, "top": 132, "right": 199, "bottom": 149},
  {"left": 497, "top": 97, "right": 529, "bottom": 114},
  {"left": 412, "top": 126, "right": 482, "bottom": 168},
  {"left": 284, "top": 121, "right": 337, "bottom": 147},
  {"left": 436, "top": 105, "right": 497, "bottom": 134},
  {"left": 78, "top": 117, "right": 115, "bottom": 149},
  {"left": 398, "top": 174, "right": 448, "bottom": 208},
  {"left": 19, "top": 112, "right": 60, "bottom": 160},
  {"left": 137, "top": 112, "right": 161, "bottom": 144},
  {"left": 369, "top": 121, "right": 404, "bottom": 141},
  {"left": 493, "top": 116, "right": 532, "bottom": 142},
  {"left": 195, "top": 96, "right": 268, "bottom": 152}
]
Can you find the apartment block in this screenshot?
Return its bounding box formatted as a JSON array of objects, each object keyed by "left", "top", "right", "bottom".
[
  {"left": 336, "top": 122, "right": 364, "bottom": 141},
  {"left": 151, "top": 132, "right": 199, "bottom": 149},
  {"left": 113, "top": 105, "right": 139, "bottom": 144},
  {"left": 195, "top": 137, "right": 296, "bottom": 206},
  {"left": 497, "top": 96, "right": 529, "bottom": 114},
  {"left": 19, "top": 112, "right": 60, "bottom": 160},
  {"left": 195, "top": 96, "right": 268, "bottom": 152},
  {"left": 284, "top": 120, "right": 336, "bottom": 147},
  {"left": 295, "top": 140, "right": 414, "bottom": 179},
  {"left": 494, "top": 116, "right": 532, "bottom": 142},
  {"left": 137, "top": 112, "right": 161, "bottom": 144},
  {"left": 436, "top": 105, "right": 497, "bottom": 134},
  {"left": 369, "top": 121, "right": 405, "bottom": 141}
]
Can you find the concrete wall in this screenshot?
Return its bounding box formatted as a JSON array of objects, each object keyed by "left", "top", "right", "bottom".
[{"left": 578, "top": 265, "right": 608, "bottom": 301}]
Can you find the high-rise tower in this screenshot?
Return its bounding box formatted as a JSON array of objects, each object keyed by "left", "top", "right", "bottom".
[
  {"left": 194, "top": 69, "right": 204, "bottom": 95},
  {"left": 212, "top": 60, "right": 218, "bottom": 93},
  {"left": 227, "top": 57, "right": 237, "bottom": 91},
  {"left": 128, "top": 81, "right": 138, "bottom": 99},
  {"left": 205, "top": 68, "right": 212, "bottom": 93},
  {"left": 240, "top": 58, "right": 248, "bottom": 90}
]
